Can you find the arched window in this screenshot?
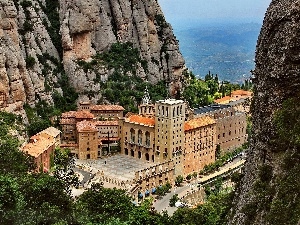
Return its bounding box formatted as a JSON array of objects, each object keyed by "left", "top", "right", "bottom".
[
  {"left": 130, "top": 128, "right": 135, "bottom": 143},
  {"left": 138, "top": 130, "right": 142, "bottom": 145},
  {"left": 125, "top": 148, "right": 128, "bottom": 155},
  {"left": 166, "top": 107, "right": 169, "bottom": 117},
  {"left": 180, "top": 105, "right": 183, "bottom": 115},
  {"left": 145, "top": 131, "right": 150, "bottom": 147},
  {"left": 177, "top": 106, "right": 179, "bottom": 116},
  {"left": 131, "top": 149, "right": 134, "bottom": 157},
  {"left": 162, "top": 106, "right": 164, "bottom": 116},
  {"left": 138, "top": 151, "right": 142, "bottom": 159},
  {"left": 145, "top": 153, "right": 150, "bottom": 161}
]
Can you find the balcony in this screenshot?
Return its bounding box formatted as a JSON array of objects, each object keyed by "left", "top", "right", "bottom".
[
  {"left": 144, "top": 144, "right": 151, "bottom": 149},
  {"left": 128, "top": 140, "right": 135, "bottom": 145}
]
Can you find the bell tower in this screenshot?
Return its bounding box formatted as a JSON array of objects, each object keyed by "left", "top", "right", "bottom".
[
  {"left": 138, "top": 87, "right": 155, "bottom": 117},
  {"left": 154, "top": 99, "right": 185, "bottom": 175}
]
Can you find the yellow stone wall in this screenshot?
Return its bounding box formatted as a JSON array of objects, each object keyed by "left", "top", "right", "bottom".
[
  {"left": 155, "top": 99, "right": 185, "bottom": 175},
  {"left": 78, "top": 130, "right": 98, "bottom": 159},
  {"left": 134, "top": 160, "right": 175, "bottom": 192},
  {"left": 120, "top": 119, "right": 156, "bottom": 162},
  {"left": 183, "top": 124, "right": 216, "bottom": 175}
]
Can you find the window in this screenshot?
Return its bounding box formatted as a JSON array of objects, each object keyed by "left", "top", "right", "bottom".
[
  {"left": 145, "top": 131, "right": 150, "bottom": 147},
  {"left": 130, "top": 128, "right": 135, "bottom": 143},
  {"left": 138, "top": 130, "right": 142, "bottom": 145}
]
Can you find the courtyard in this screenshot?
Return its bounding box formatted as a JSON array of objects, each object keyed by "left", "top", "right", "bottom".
[{"left": 76, "top": 154, "right": 158, "bottom": 185}]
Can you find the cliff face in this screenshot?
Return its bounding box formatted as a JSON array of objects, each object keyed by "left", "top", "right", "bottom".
[
  {"left": 0, "top": 0, "right": 61, "bottom": 117},
  {"left": 228, "top": 1, "right": 300, "bottom": 224},
  {"left": 0, "top": 0, "right": 185, "bottom": 115},
  {"left": 60, "top": 0, "right": 185, "bottom": 100}
]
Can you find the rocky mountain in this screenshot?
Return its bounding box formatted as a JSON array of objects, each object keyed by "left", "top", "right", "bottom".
[
  {"left": 0, "top": 0, "right": 185, "bottom": 117},
  {"left": 228, "top": 0, "right": 300, "bottom": 224}
]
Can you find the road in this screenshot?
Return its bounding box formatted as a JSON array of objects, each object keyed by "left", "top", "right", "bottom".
[
  {"left": 73, "top": 167, "right": 93, "bottom": 187},
  {"left": 153, "top": 184, "right": 191, "bottom": 214},
  {"left": 153, "top": 155, "right": 245, "bottom": 215}
]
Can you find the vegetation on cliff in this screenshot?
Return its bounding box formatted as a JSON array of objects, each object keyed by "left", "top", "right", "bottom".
[
  {"left": 235, "top": 96, "right": 300, "bottom": 225},
  {"left": 77, "top": 42, "right": 168, "bottom": 113}
]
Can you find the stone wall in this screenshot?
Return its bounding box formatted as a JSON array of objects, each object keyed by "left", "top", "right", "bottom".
[
  {"left": 183, "top": 123, "right": 216, "bottom": 175},
  {"left": 229, "top": 1, "right": 300, "bottom": 224},
  {"left": 134, "top": 160, "right": 174, "bottom": 192},
  {"left": 216, "top": 112, "right": 247, "bottom": 153},
  {"left": 120, "top": 119, "right": 155, "bottom": 162}
]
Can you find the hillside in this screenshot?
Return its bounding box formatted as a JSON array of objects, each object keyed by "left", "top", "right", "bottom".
[{"left": 0, "top": 0, "right": 185, "bottom": 118}]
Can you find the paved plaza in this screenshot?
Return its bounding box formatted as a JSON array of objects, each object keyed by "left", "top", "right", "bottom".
[{"left": 76, "top": 154, "right": 157, "bottom": 182}]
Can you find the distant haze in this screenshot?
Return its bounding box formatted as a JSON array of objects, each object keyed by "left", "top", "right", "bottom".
[
  {"left": 158, "top": 0, "right": 271, "bottom": 25},
  {"left": 157, "top": 0, "right": 272, "bottom": 82}
]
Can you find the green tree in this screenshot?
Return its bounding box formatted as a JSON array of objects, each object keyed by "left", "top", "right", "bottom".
[
  {"left": 175, "top": 175, "right": 184, "bottom": 186},
  {"left": 186, "top": 174, "right": 192, "bottom": 181},
  {"left": 171, "top": 190, "right": 234, "bottom": 225},
  {"left": 169, "top": 194, "right": 179, "bottom": 207},
  {"left": 75, "top": 183, "right": 134, "bottom": 224},
  {"left": 192, "top": 172, "right": 198, "bottom": 179},
  {"left": 182, "top": 78, "right": 213, "bottom": 108},
  {"left": 52, "top": 148, "right": 79, "bottom": 194}
]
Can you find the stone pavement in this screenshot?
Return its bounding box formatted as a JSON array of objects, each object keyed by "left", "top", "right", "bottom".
[{"left": 76, "top": 154, "right": 158, "bottom": 183}]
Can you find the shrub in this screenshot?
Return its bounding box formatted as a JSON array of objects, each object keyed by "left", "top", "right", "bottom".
[
  {"left": 25, "top": 56, "right": 36, "bottom": 69},
  {"left": 23, "top": 20, "right": 34, "bottom": 32}
]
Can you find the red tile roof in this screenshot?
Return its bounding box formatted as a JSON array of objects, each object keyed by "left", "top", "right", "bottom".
[
  {"left": 231, "top": 90, "right": 252, "bottom": 96},
  {"left": 76, "top": 120, "right": 97, "bottom": 132},
  {"left": 75, "top": 111, "right": 94, "bottom": 119},
  {"left": 126, "top": 114, "right": 155, "bottom": 126},
  {"left": 90, "top": 105, "right": 125, "bottom": 111},
  {"left": 214, "top": 96, "right": 231, "bottom": 104},
  {"left": 23, "top": 135, "right": 55, "bottom": 157},
  {"left": 184, "top": 116, "right": 216, "bottom": 131},
  {"left": 61, "top": 111, "right": 77, "bottom": 118},
  {"left": 61, "top": 110, "right": 94, "bottom": 119}
]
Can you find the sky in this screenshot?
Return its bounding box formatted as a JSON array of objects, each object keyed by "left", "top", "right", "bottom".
[{"left": 158, "top": 0, "right": 272, "bottom": 25}]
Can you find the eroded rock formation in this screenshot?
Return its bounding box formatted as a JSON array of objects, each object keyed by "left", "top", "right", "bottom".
[
  {"left": 60, "top": 0, "right": 185, "bottom": 98},
  {"left": 228, "top": 1, "right": 300, "bottom": 224},
  {"left": 0, "top": 0, "right": 62, "bottom": 117},
  {"left": 0, "top": 0, "right": 185, "bottom": 115}
]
